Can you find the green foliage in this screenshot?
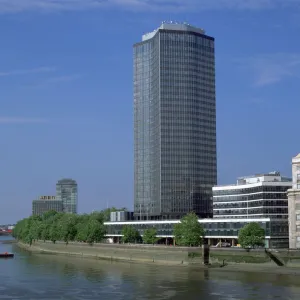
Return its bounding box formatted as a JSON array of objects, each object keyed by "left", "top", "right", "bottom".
[
  {"left": 49, "top": 223, "right": 60, "bottom": 244},
  {"left": 41, "top": 210, "right": 58, "bottom": 221},
  {"left": 143, "top": 228, "right": 158, "bottom": 245},
  {"left": 60, "top": 214, "right": 78, "bottom": 244},
  {"left": 85, "top": 219, "right": 106, "bottom": 245},
  {"left": 173, "top": 212, "right": 205, "bottom": 247},
  {"left": 13, "top": 210, "right": 107, "bottom": 245},
  {"left": 122, "top": 225, "right": 141, "bottom": 243},
  {"left": 238, "top": 222, "right": 266, "bottom": 249}
]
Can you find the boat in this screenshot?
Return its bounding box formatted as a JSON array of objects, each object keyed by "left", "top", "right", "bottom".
[{"left": 0, "top": 252, "right": 14, "bottom": 258}]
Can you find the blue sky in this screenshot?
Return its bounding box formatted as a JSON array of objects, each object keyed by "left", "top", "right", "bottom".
[{"left": 0, "top": 0, "right": 299, "bottom": 224}]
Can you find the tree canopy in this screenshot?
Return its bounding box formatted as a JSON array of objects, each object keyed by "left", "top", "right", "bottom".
[
  {"left": 13, "top": 210, "right": 107, "bottom": 245},
  {"left": 143, "top": 228, "right": 158, "bottom": 245},
  {"left": 173, "top": 212, "right": 205, "bottom": 247},
  {"left": 122, "top": 225, "right": 141, "bottom": 243},
  {"left": 238, "top": 222, "right": 265, "bottom": 249}
]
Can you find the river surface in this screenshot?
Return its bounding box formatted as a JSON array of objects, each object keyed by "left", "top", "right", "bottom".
[{"left": 1, "top": 236, "right": 300, "bottom": 299}]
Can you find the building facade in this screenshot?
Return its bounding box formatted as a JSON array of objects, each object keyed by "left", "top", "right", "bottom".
[
  {"left": 32, "top": 196, "right": 63, "bottom": 216},
  {"left": 110, "top": 211, "right": 133, "bottom": 222},
  {"left": 288, "top": 154, "right": 300, "bottom": 249},
  {"left": 212, "top": 172, "right": 291, "bottom": 248},
  {"left": 134, "top": 22, "right": 217, "bottom": 220},
  {"left": 105, "top": 218, "right": 285, "bottom": 248},
  {"left": 56, "top": 179, "right": 78, "bottom": 214},
  {"left": 213, "top": 172, "right": 291, "bottom": 219}
]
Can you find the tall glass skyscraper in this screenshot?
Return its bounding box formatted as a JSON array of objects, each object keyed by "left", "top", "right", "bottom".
[
  {"left": 56, "top": 178, "right": 78, "bottom": 214},
  {"left": 134, "top": 22, "right": 217, "bottom": 220}
]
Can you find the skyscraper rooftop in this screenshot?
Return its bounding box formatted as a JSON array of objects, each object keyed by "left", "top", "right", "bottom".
[{"left": 142, "top": 21, "right": 206, "bottom": 41}]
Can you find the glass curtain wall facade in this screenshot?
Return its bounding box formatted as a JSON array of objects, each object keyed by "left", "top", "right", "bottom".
[
  {"left": 134, "top": 23, "right": 217, "bottom": 220},
  {"left": 56, "top": 178, "right": 78, "bottom": 214},
  {"left": 104, "top": 218, "right": 288, "bottom": 248}
]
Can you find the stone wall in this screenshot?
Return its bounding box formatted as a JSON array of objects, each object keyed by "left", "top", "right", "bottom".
[
  {"left": 18, "top": 241, "right": 202, "bottom": 265},
  {"left": 269, "top": 249, "right": 300, "bottom": 267},
  {"left": 288, "top": 189, "right": 300, "bottom": 249},
  {"left": 17, "top": 241, "right": 280, "bottom": 266},
  {"left": 209, "top": 248, "right": 272, "bottom": 264}
]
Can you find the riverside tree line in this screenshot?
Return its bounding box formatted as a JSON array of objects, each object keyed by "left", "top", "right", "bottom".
[{"left": 12, "top": 210, "right": 266, "bottom": 249}]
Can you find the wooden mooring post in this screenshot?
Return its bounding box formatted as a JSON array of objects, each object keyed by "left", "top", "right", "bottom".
[{"left": 203, "top": 241, "right": 210, "bottom": 265}]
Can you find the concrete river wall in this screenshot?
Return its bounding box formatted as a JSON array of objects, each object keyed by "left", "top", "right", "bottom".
[{"left": 17, "top": 241, "right": 283, "bottom": 266}]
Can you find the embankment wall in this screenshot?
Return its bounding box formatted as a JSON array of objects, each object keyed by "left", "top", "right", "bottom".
[
  {"left": 17, "top": 241, "right": 277, "bottom": 266},
  {"left": 269, "top": 249, "right": 300, "bottom": 267}
]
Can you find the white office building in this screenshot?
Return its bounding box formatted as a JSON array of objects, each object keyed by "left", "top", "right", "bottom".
[
  {"left": 212, "top": 172, "right": 292, "bottom": 248},
  {"left": 213, "top": 172, "right": 291, "bottom": 219}
]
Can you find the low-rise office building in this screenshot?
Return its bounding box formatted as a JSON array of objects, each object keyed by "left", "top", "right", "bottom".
[
  {"left": 213, "top": 172, "right": 291, "bottom": 219},
  {"left": 104, "top": 218, "right": 284, "bottom": 248},
  {"left": 32, "top": 196, "right": 63, "bottom": 216},
  {"left": 212, "top": 172, "right": 291, "bottom": 248},
  {"left": 103, "top": 172, "right": 291, "bottom": 248},
  {"left": 288, "top": 154, "right": 300, "bottom": 249}
]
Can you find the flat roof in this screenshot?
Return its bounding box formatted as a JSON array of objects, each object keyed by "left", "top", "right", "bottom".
[
  {"left": 142, "top": 22, "right": 206, "bottom": 41},
  {"left": 104, "top": 218, "right": 271, "bottom": 226},
  {"left": 213, "top": 181, "right": 292, "bottom": 190}
]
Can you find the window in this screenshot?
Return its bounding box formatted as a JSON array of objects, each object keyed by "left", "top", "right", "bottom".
[
  {"left": 298, "top": 184, "right": 300, "bottom": 190},
  {"left": 297, "top": 225, "right": 300, "bottom": 232},
  {"left": 296, "top": 203, "right": 300, "bottom": 210},
  {"left": 297, "top": 237, "right": 300, "bottom": 242},
  {"left": 297, "top": 214, "right": 300, "bottom": 221}
]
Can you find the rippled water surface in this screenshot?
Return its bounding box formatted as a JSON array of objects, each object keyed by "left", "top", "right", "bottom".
[{"left": 1, "top": 236, "right": 300, "bottom": 299}]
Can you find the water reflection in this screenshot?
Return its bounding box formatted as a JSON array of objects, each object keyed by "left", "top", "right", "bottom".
[{"left": 0, "top": 241, "right": 300, "bottom": 299}]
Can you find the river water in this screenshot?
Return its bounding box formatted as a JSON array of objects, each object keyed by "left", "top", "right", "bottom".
[{"left": 1, "top": 236, "right": 300, "bottom": 299}]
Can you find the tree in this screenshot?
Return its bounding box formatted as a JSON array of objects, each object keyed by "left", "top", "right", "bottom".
[
  {"left": 173, "top": 212, "right": 205, "bottom": 247},
  {"left": 85, "top": 219, "right": 106, "bottom": 245},
  {"left": 238, "top": 222, "right": 265, "bottom": 249},
  {"left": 60, "top": 214, "right": 78, "bottom": 244},
  {"left": 13, "top": 219, "right": 27, "bottom": 240},
  {"left": 143, "top": 228, "right": 158, "bottom": 245},
  {"left": 42, "top": 210, "right": 58, "bottom": 221},
  {"left": 28, "top": 219, "right": 42, "bottom": 242},
  {"left": 75, "top": 222, "right": 88, "bottom": 242},
  {"left": 13, "top": 210, "right": 107, "bottom": 245},
  {"left": 90, "top": 211, "right": 106, "bottom": 224},
  {"left": 122, "top": 225, "right": 141, "bottom": 243},
  {"left": 40, "top": 223, "right": 49, "bottom": 242},
  {"left": 49, "top": 223, "right": 61, "bottom": 244}
]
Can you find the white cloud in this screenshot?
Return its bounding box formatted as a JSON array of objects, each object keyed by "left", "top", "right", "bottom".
[
  {"left": 44, "top": 74, "right": 82, "bottom": 84},
  {"left": 0, "top": 67, "right": 56, "bottom": 77},
  {"left": 0, "top": 117, "right": 48, "bottom": 124},
  {"left": 0, "top": 66, "right": 81, "bottom": 87},
  {"left": 235, "top": 53, "right": 300, "bottom": 87},
  {"left": 0, "top": 0, "right": 299, "bottom": 13}
]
